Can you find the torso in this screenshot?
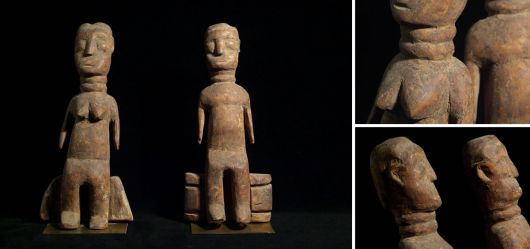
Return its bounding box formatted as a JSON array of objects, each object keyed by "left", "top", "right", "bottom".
[
  {"left": 200, "top": 82, "right": 249, "bottom": 151},
  {"left": 469, "top": 13, "right": 530, "bottom": 123},
  {"left": 67, "top": 92, "right": 116, "bottom": 160},
  {"left": 379, "top": 57, "right": 468, "bottom": 123},
  {"left": 489, "top": 215, "right": 530, "bottom": 249}
]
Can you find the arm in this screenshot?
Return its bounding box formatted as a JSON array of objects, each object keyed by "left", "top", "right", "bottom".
[
  {"left": 449, "top": 65, "right": 476, "bottom": 124},
  {"left": 198, "top": 100, "right": 205, "bottom": 144},
  {"left": 466, "top": 60, "right": 481, "bottom": 121},
  {"left": 367, "top": 105, "right": 383, "bottom": 124},
  {"left": 461, "top": 24, "right": 483, "bottom": 123},
  {"left": 367, "top": 55, "right": 404, "bottom": 123},
  {"left": 111, "top": 98, "right": 120, "bottom": 150},
  {"left": 59, "top": 101, "right": 72, "bottom": 149},
  {"left": 244, "top": 102, "right": 255, "bottom": 144}
]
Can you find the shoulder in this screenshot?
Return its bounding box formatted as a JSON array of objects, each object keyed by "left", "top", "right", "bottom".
[
  {"left": 447, "top": 57, "right": 472, "bottom": 85},
  {"left": 379, "top": 54, "right": 408, "bottom": 83},
  {"left": 200, "top": 85, "right": 214, "bottom": 100},
  {"left": 383, "top": 54, "right": 409, "bottom": 75},
  {"left": 69, "top": 93, "right": 86, "bottom": 104},
  {"left": 466, "top": 18, "right": 493, "bottom": 49},
  {"left": 235, "top": 83, "right": 250, "bottom": 96},
  {"left": 105, "top": 94, "right": 117, "bottom": 101},
  {"left": 449, "top": 57, "right": 469, "bottom": 71},
  {"left": 465, "top": 19, "right": 494, "bottom": 61},
  {"left": 469, "top": 17, "right": 495, "bottom": 35}
]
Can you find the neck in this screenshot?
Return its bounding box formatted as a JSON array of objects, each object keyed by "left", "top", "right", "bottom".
[
  {"left": 399, "top": 24, "right": 456, "bottom": 60},
  {"left": 210, "top": 69, "right": 236, "bottom": 84},
  {"left": 80, "top": 75, "right": 107, "bottom": 93},
  {"left": 396, "top": 211, "right": 438, "bottom": 238},
  {"left": 486, "top": 204, "right": 521, "bottom": 224}
]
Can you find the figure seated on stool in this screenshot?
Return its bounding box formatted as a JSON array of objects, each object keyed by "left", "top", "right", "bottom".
[{"left": 184, "top": 172, "right": 272, "bottom": 225}]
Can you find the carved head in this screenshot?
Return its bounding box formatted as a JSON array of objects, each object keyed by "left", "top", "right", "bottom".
[
  {"left": 205, "top": 23, "right": 240, "bottom": 72},
  {"left": 370, "top": 137, "right": 442, "bottom": 216},
  {"left": 389, "top": 0, "right": 468, "bottom": 26},
  {"left": 464, "top": 135, "right": 523, "bottom": 211},
  {"left": 485, "top": 0, "right": 530, "bottom": 14},
  {"left": 75, "top": 22, "right": 114, "bottom": 77}
]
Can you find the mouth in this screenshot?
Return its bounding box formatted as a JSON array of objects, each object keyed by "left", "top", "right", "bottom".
[{"left": 393, "top": 1, "right": 410, "bottom": 10}]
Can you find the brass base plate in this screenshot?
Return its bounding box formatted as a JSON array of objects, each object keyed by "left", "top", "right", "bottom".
[
  {"left": 191, "top": 222, "right": 275, "bottom": 234},
  {"left": 43, "top": 223, "right": 128, "bottom": 235}
]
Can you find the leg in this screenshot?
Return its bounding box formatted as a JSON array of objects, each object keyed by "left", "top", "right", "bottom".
[
  {"left": 60, "top": 158, "right": 82, "bottom": 229},
  {"left": 231, "top": 157, "right": 251, "bottom": 226},
  {"left": 88, "top": 160, "right": 110, "bottom": 229},
  {"left": 205, "top": 151, "right": 226, "bottom": 224}
]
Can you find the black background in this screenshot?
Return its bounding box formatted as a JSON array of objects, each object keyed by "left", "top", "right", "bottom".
[
  {"left": 355, "top": 1, "right": 488, "bottom": 123},
  {"left": 0, "top": 1, "right": 352, "bottom": 248},
  {"left": 356, "top": 128, "right": 530, "bottom": 248}
]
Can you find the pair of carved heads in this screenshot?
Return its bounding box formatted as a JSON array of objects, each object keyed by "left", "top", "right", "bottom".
[
  {"left": 371, "top": 135, "right": 522, "bottom": 216},
  {"left": 73, "top": 22, "right": 240, "bottom": 79}
]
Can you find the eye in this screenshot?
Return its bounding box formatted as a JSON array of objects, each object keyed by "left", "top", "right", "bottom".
[
  {"left": 226, "top": 39, "right": 239, "bottom": 50},
  {"left": 97, "top": 41, "right": 108, "bottom": 51},
  {"left": 76, "top": 40, "right": 86, "bottom": 51},
  {"left": 206, "top": 40, "right": 215, "bottom": 53}
]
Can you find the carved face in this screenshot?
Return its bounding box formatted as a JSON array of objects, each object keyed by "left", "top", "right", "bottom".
[
  {"left": 390, "top": 147, "right": 442, "bottom": 214},
  {"left": 486, "top": 0, "right": 530, "bottom": 14},
  {"left": 389, "top": 0, "right": 467, "bottom": 26},
  {"left": 75, "top": 28, "right": 113, "bottom": 76},
  {"left": 371, "top": 137, "right": 442, "bottom": 216},
  {"left": 467, "top": 139, "right": 522, "bottom": 211},
  {"left": 205, "top": 28, "right": 240, "bottom": 71}
]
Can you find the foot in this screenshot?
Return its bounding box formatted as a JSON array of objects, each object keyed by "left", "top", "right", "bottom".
[
  {"left": 208, "top": 203, "right": 226, "bottom": 225},
  {"left": 60, "top": 211, "right": 80, "bottom": 230},
  {"left": 234, "top": 205, "right": 251, "bottom": 225},
  {"left": 89, "top": 215, "right": 108, "bottom": 230}
]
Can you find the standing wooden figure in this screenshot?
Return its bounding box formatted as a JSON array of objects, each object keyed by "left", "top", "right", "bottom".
[
  {"left": 198, "top": 23, "right": 255, "bottom": 227},
  {"left": 464, "top": 135, "right": 530, "bottom": 248},
  {"left": 368, "top": 0, "right": 474, "bottom": 124},
  {"left": 40, "top": 23, "right": 132, "bottom": 231},
  {"left": 370, "top": 137, "right": 452, "bottom": 249},
  {"left": 465, "top": 0, "right": 530, "bottom": 123}
]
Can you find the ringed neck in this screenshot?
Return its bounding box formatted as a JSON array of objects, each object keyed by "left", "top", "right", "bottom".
[
  {"left": 399, "top": 24, "right": 456, "bottom": 60},
  {"left": 80, "top": 75, "right": 108, "bottom": 93},
  {"left": 486, "top": 204, "right": 521, "bottom": 224},
  {"left": 395, "top": 211, "right": 438, "bottom": 238},
  {"left": 210, "top": 69, "right": 236, "bottom": 84}
]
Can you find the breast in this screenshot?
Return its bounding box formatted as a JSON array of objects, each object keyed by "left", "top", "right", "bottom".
[
  {"left": 67, "top": 93, "right": 112, "bottom": 159},
  {"left": 399, "top": 61, "right": 449, "bottom": 120}
]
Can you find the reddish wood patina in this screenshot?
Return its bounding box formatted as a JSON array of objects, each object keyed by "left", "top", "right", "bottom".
[
  {"left": 368, "top": 0, "right": 474, "bottom": 124},
  {"left": 371, "top": 137, "right": 452, "bottom": 249},
  {"left": 464, "top": 135, "right": 530, "bottom": 248}
]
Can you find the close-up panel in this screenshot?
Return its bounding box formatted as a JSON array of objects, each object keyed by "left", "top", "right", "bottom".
[
  {"left": 356, "top": 0, "right": 530, "bottom": 124},
  {"left": 355, "top": 127, "right": 530, "bottom": 248}
]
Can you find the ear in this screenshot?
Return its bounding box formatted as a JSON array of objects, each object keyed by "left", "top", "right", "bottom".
[
  {"left": 389, "top": 159, "right": 404, "bottom": 186},
  {"left": 476, "top": 162, "right": 494, "bottom": 183}
]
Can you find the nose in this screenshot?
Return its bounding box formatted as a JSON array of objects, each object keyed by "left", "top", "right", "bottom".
[
  {"left": 84, "top": 39, "right": 96, "bottom": 56},
  {"left": 214, "top": 39, "right": 225, "bottom": 56}
]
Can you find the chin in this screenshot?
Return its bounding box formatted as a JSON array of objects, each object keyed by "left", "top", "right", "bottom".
[
  {"left": 78, "top": 68, "right": 105, "bottom": 76},
  {"left": 209, "top": 62, "right": 236, "bottom": 71}
]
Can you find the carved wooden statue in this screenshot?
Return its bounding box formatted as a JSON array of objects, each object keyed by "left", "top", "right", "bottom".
[
  {"left": 465, "top": 1, "right": 530, "bottom": 123},
  {"left": 197, "top": 23, "right": 255, "bottom": 227},
  {"left": 368, "top": 0, "right": 474, "bottom": 124},
  {"left": 370, "top": 137, "right": 452, "bottom": 249},
  {"left": 464, "top": 135, "right": 530, "bottom": 248},
  {"left": 40, "top": 23, "right": 132, "bottom": 230}
]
